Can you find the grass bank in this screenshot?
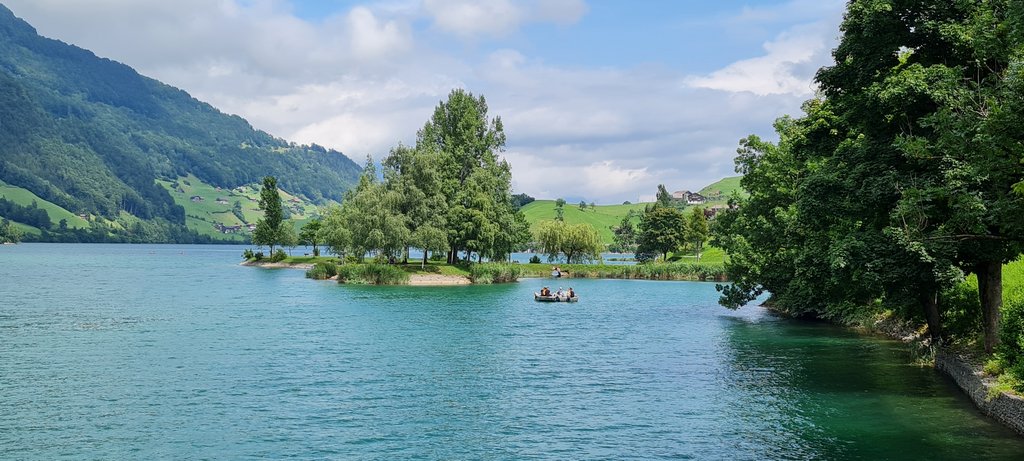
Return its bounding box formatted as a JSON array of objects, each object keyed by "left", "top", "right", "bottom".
[{"left": 518, "top": 262, "right": 727, "bottom": 281}]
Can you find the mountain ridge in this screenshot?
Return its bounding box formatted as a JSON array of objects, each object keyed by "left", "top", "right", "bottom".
[{"left": 0, "top": 3, "right": 360, "bottom": 240}]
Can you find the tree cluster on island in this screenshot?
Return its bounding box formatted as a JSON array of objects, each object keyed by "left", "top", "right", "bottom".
[
  {"left": 712, "top": 0, "right": 1024, "bottom": 387},
  {"left": 253, "top": 89, "right": 533, "bottom": 266}
]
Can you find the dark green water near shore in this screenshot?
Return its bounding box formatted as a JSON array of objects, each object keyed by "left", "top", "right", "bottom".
[{"left": 2, "top": 244, "right": 1022, "bottom": 459}]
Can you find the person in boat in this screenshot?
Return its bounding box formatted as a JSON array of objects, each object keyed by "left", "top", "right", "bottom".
[
  {"left": 555, "top": 287, "right": 564, "bottom": 298},
  {"left": 540, "top": 287, "right": 550, "bottom": 296},
  {"left": 567, "top": 287, "right": 575, "bottom": 299}
]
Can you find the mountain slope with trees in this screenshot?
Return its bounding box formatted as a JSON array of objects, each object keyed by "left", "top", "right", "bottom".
[{"left": 0, "top": 4, "right": 360, "bottom": 241}]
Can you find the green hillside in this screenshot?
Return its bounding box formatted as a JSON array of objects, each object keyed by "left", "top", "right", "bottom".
[
  {"left": 158, "top": 174, "right": 323, "bottom": 241},
  {"left": 0, "top": 4, "right": 360, "bottom": 242},
  {"left": 521, "top": 201, "right": 649, "bottom": 245},
  {"left": 0, "top": 179, "right": 89, "bottom": 229},
  {"left": 522, "top": 177, "right": 745, "bottom": 246},
  {"left": 698, "top": 176, "right": 746, "bottom": 202}
]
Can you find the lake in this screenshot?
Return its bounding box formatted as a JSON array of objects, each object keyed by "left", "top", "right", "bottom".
[{"left": 2, "top": 244, "right": 1023, "bottom": 459}]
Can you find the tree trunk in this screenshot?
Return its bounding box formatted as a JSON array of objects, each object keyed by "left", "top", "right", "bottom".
[
  {"left": 977, "top": 261, "right": 1003, "bottom": 354},
  {"left": 403, "top": 245, "right": 410, "bottom": 265},
  {"left": 921, "top": 289, "right": 942, "bottom": 342},
  {"left": 447, "top": 248, "right": 455, "bottom": 264},
  {"left": 422, "top": 250, "right": 428, "bottom": 269}
]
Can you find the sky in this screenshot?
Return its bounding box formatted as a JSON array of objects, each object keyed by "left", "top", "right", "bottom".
[{"left": 3, "top": 0, "right": 846, "bottom": 203}]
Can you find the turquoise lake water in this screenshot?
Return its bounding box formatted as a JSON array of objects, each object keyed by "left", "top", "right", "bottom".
[{"left": 2, "top": 244, "right": 1023, "bottom": 459}]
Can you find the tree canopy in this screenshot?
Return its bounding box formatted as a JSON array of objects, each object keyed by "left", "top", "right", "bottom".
[
  {"left": 714, "top": 0, "right": 1024, "bottom": 353},
  {"left": 316, "top": 89, "right": 529, "bottom": 264}
]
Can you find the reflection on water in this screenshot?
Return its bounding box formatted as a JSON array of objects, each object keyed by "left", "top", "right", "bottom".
[{"left": 0, "top": 244, "right": 1021, "bottom": 459}]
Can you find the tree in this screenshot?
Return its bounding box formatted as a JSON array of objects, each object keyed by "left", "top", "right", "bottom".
[
  {"left": 338, "top": 157, "right": 410, "bottom": 260},
  {"left": 0, "top": 218, "right": 22, "bottom": 244},
  {"left": 318, "top": 204, "right": 351, "bottom": 259},
  {"left": 280, "top": 223, "right": 298, "bottom": 255},
  {"left": 554, "top": 198, "right": 566, "bottom": 221},
  {"left": 637, "top": 206, "right": 686, "bottom": 262},
  {"left": 610, "top": 214, "right": 637, "bottom": 253},
  {"left": 299, "top": 219, "right": 322, "bottom": 256},
  {"left": 511, "top": 193, "right": 535, "bottom": 209},
  {"left": 686, "top": 206, "right": 710, "bottom": 262},
  {"left": 416, "top": 89, "right": 524, "bottom": 263},
  {"left": 579, "top": 200, "right": 587, "bottom": 210},
  {"left": 534, "top": 220, "right": 602, "bottom": 264},
  {"left": 252, "top": 176, "right": 284, "bottom": 253},
  {"left": 655, "top": 184, "right": 673, "bottom": 207}
]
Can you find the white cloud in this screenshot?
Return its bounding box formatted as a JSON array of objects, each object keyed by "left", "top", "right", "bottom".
[
  {"left": 346, "top": 6, "right": 412, "bottom": 59},
  {"left": 1, "top": 0, "right": 843, "bottom": 204},
  {"left": 422, "top": 0, "right": 587, "bottom": 38},
  {"left": 685, "top": 23, "right": 830, "bottom": 96}
]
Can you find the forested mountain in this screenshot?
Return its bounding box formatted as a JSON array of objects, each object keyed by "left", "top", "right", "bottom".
[{"left": 0, "top": 4, "right": 360, "bottom": 238}]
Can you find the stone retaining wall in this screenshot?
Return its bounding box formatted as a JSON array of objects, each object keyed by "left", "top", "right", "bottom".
[{"left": 935, "top": 350, "right": 1024, "bottom": 436}]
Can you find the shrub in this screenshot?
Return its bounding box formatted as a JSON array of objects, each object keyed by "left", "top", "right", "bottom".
[
  {"left": 941, "top": 280, "right": 983, "bottom": 341},
  {"left": 529, "top": 255, "right": 541, "bottom": 264},
  {"left": 269, "top": 249, "right": 288, "bottom": 262},
  {"left": 253, "top": 251, "right": 265, "bottom": 261},
  {"left": 242, "top": 248, "right": 255, "bottom": 260},
  {"left": 470, "top": 263, "right": 522, "bottom": 284},
  {"left": 336, "top": 264, "right": 409, "bottom": 285},
  {"left": 998, "top": 293, "right": 1024, "bottom": 392},
  {"left": 306, "top": 262, "right": 338, "bottom": 280}
]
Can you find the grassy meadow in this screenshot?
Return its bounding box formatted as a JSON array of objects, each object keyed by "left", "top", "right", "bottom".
[
  {"left": 157, "top": 174, "right": 323, "bottom": 240},
  {"left": 0, "top": 179, "right": 91, "bottom": 231}
]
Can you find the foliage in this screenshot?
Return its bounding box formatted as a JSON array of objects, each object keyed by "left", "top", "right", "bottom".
[
  {"left": 0, "top": 218, "right": 23, "bottom": 243},
  {"left": 269, "top": 249, "right": 287, "bottom": 263},
  {"left": 686, "top": 207, "right": 710, "bottom": 262},
  {"left": 318, "top": 89, "right": 528, "bottom": 265},
  {"left": 0, "top": 198, "right": 51, "bottom": 229},
  {"left": 520, "top": 200, "right": 647, "bottom": 245},
  {"left": 713, "top": 0, "right": 1024, "bottom": 354},
  {"left": 655, "top": 184, "right": 673, "bottom": 207},
  {"left": 299, "top": 219, "right": 322, "bottom": 256},
  {"left": 242, "top": 248, "right": 254, "bottom": 260},
  {"left": 336, "top": 263, "right": 410, "bottom": 285},
  {"left": 518, "top": 261, "right": 726, "bottom": 281},
  {"left": 0, "top": 7, "right": 361, "bottom": 239},
  {"left": 511, "top": 193, "right": 535, "bottom": 209},
  {"left": 609, "top": 214, "right": 637, "bottom": 254},
  {"left": 469, "top": 263, "right": 523, "bottom": 284},
  {"left": 636, "top": 206, "right": 686, "bottom": 262},
  {"left": 252, "top": 176, "right": 284, "bottom": 253},
  {"left": 534, "top": 220, "right": 603, "bottom": 264},
  {"left": 305, "top": 261, "right": 338, "bottom": 280}
]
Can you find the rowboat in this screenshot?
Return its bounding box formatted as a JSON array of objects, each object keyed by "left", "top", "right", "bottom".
[{"left": 534, "top": 293, "right": 579, "bottom": 303}]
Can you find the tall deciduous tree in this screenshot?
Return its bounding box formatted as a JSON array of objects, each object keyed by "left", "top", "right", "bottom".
[
  {"left": 252, "top": 176, "right": 283, "bottom": 253},
  {"left": 534, "top": 220, "right": 602, "bottom": 264},
  {"left": 637, "top": 206, "right": 686, "bottom": 262},
  {"left": 299, "top": 219, "right": 322, "bottom": 256},
  {"left": 687, "top": 206, "right": 710, "bottom": 262},
  {"left": 416, "top": 89, "right": 525, "bottom": 263}
]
